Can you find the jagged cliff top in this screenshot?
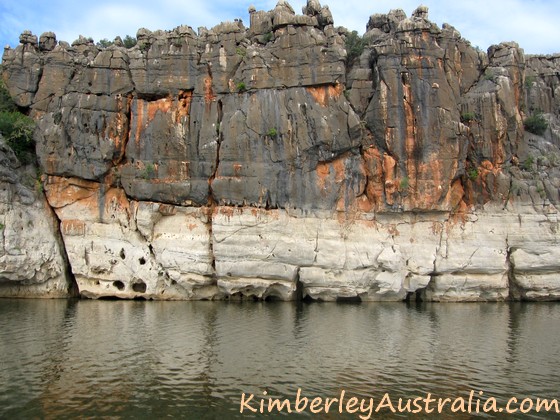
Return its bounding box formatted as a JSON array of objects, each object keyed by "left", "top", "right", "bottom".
[{"left": 4, "top": 2, "right": 488, "bottom": 55}]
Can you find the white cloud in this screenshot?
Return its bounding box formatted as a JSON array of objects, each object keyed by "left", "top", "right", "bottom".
[{"left": 0, "top": 0, "right": 559, "bottom": 54}]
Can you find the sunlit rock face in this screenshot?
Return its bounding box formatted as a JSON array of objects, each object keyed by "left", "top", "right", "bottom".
[
  {"left": 0, "top": 137, "right": 72, "bottom": 297},
  {"left": 2, "top": 1, "right": 560, "bottom": 301}
]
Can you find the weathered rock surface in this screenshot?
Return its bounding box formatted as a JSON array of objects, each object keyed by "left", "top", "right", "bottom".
[
  {"left": 0, "top": 137, "right": 73, "bottom": 297},
  {"left": 2, "top": 1, "right": 560, "bottom": 301}
]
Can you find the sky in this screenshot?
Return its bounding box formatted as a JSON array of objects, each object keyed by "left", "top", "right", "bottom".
[{"left": 1, "top": 0, "right": 559, "bottom": 56}]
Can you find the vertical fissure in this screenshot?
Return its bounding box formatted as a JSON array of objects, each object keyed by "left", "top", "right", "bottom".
[
  {"left": 44, "top": 193, "right": 79, "bottom": 297},
  {"left": 505, "top": 236, "right": 520, "bottom": 301},
  {"left": 207, "top": 99, "right": 224, "bottom": 279}
]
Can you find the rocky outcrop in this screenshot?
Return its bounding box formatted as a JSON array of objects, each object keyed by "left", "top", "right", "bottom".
[
  {"left": 0, "top": 136, "right": 73, "bottom": 297},
  {"left": 2, "top": 1, "right": 560, "bottom": 301}
]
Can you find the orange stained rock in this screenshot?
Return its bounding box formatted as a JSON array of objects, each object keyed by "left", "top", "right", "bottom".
[
  {"left": 44, "top": 176, "right": 98, "bottom": 208},
  {"left": 402, "top": 82, "right": 416, "bottom": 158},
  {"left": 305, "top": 83, "right": 343, "bottom": 107},
  {"left": 409, "top": 159, "right": 444, "bottom": 209},
  {"left": 382, "top": 153, "right": 396, "bottom": 180},
  {"left": 44, "top": 176, "right": 133, "bottom": 223},
  {"left": 217, "top": 206, "right": 235, "bottom": 219},
  {"left": 382, "top": 153, "right": 397, "bottom": 205},
  {"left": 158, "top": 204, "right": 177, "bottom": 216},
  {"left": 449, "top": 200, "right": 470, "bottom": 225},
  {"left": 204, "top": 77, "right": 216, "bottom": 104},
  {"left": 315, "top": 154, "right": 347, "bottom": 193},
  {"left": 481, "top": 160, "right": 494, "bottom": 171},
  {"left": 445, "top": 179, "right": 465, "bottom": 210},
  {"left": 176, "top": 90, "right": 193, "bottom": 123},
  {"left": 362, "top": 147, "right": 385, "bottom": 211},
  {"left": 102, "top": 95, "right": 129, "bottom": 165},
  {"left": 147, "top": 97, "right": 172, "bottom": 121},
  {"left": 101, "top": 187, "right": 132, "bottom": 220},
  {"left": 132, "top": 93, "right": 192, "bottom": 144},
  {"left": 133, "top": 99, "right": 144, "bottom": 146},
  {"left": 61, "top": 219, "right": 86, "bottom": 236},
  {"left": 387, "top": 224, "right": 400, "bottom": 237},
  {"left": 233, "top": 163, "right": 243, "bottom": 177},
  {"left": 356, "top": 195, "right": 375, "bottom": 213}
]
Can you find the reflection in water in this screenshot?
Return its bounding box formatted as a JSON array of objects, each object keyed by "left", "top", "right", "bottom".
[{"left": 0, "top": 300, "right": 559, "bottom": 419}]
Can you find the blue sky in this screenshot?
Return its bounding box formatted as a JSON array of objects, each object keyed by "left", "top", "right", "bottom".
[{"left": 1, "top": 0, "right": 559, "bottom": 56}]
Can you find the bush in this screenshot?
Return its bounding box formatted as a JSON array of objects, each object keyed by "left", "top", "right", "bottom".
[
  {"left": 0, "top": 77, "right": 35, "bottom": 164},
  {"left": 345, "top": 30, "right": 366, "bottom": 65},
  {"left": 467, "top": 167, "right": 479, "bottom": 181},
  {"left": 123, "top": 35, "right": 137, "bottom": 49},
  {"left": 399, "top": 176, "right": 409, "bottom": 191},
  {"left": 236, "top": 82, "right": 247, "bottom": 93},
  {"left": 483, "top": 69, "right": 496, "bottom": 82},
  {"left": 461, "top": 112, "right": 476, "bottom": 123},
  {"left": 267, "top": 128, "right": 278, "bottom": 138},
  {"left": 524, "top": 75, "right": 536, "bottom": 88},
  {"left": 142, "top": 163, "right": 156, "bottom": 179},
  {"left": 524, "top": 111, "right": 548, "bottom": 136},
  {"left": 0, "top": 80, "right": 16, "bottom": 113},
  {"left": 521, "top": 155, "right": 534, "bottom": 171},
  {"left": 96, "top": 38, "right": 113, "bottom": 48}
]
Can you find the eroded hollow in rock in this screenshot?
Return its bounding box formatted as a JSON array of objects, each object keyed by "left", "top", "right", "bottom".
[
  {"left": 336, "top": 295, "right": 362, "bottom": 303},
  {"left": 113, "top": 280, "right": 125, "bottom": 290},
  {"left": 132, "top": 281, "right": 147, "bottom": 293}
]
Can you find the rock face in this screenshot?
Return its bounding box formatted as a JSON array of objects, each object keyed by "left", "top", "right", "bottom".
[
  {"left": 0, "top": 136, "right": 73, "bottom": 297},
  {"left": 2, "top": 1, "right": 560, "bottom": 301}
]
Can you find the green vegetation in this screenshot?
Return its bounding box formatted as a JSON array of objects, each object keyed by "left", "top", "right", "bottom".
[
  {"left": 142, "top": 163, "right": 156, "bottom": 179},
  {"left": 0, "top": 223, "right": 4, "bottom": 230},
  {"left": 483, "top": 69, "right": 496, "bottom": 82},
  {"left": 236, "top": 47, "right": 246, "bottom": 57},
  {"left": 467, "top": 167, "right": 479, "bottom": 181},
  {"left": 460, "top": 112, "right": 476, "bottom": 123},
  {"left": 0, "top": 74, "right": 36, "bottom": 164},
  {"left": 263, "top": 32, "right": 273, "bottom": 43},
  {"left": 236, "top": 82, "right": 247, "bottom": 93},
  {"left": 345, "top": 30, "right": 367, "bottom": 65},
  {"left": 96, "top": 38, "right": 113, "bottom": 48},
  {"left": 524, "top": 111, "right": 548, "bottom": 136},
  {"left": 267, "top": 128, "right": 278, "bottom": 138},
  {"left": 123, "top": 35, "right": 137, "bottom": 49},
  {"left": 399, "top": 176, "right": 409, "bottom": 191},
  {"left": 95, "top": 35, "right": 138, "bottom": 49},
  {"left": 521, "top": 155, "right": 534, "bottom": 171},
  {"left": 524, "top": 75, "right": 536, "bottom": 88},
  {"left": 139, "top": 42, "right": 150, "bottom": 52},
  {"left": 35, "top": 177, "right": 43, "bottom": 193}
]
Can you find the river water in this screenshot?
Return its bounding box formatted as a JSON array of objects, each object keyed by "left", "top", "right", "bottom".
[{"left": 0, "top": 299, "right": 559, "bottom": 419}]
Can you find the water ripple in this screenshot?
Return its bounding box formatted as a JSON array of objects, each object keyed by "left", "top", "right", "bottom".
[{"left": 1, "top": 300, "right": 559, "bottom": 418}]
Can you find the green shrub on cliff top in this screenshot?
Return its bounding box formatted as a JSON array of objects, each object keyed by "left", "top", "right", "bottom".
[
  {"left": 123, "top": 35, "right": 137, "bottom": 49},
  {"left": 524, "top": 111, "right": 548, "bottom": 136},
  {"left": 0, "top": 75, "right": 36, "bottom": 164},
  {"left": 345, "top": 30, "right": 366, "bottom": 65}
]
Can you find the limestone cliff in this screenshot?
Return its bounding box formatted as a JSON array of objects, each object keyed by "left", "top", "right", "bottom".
[{"left": 2, "top": 1, "right": 560, "bottom": 301}]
